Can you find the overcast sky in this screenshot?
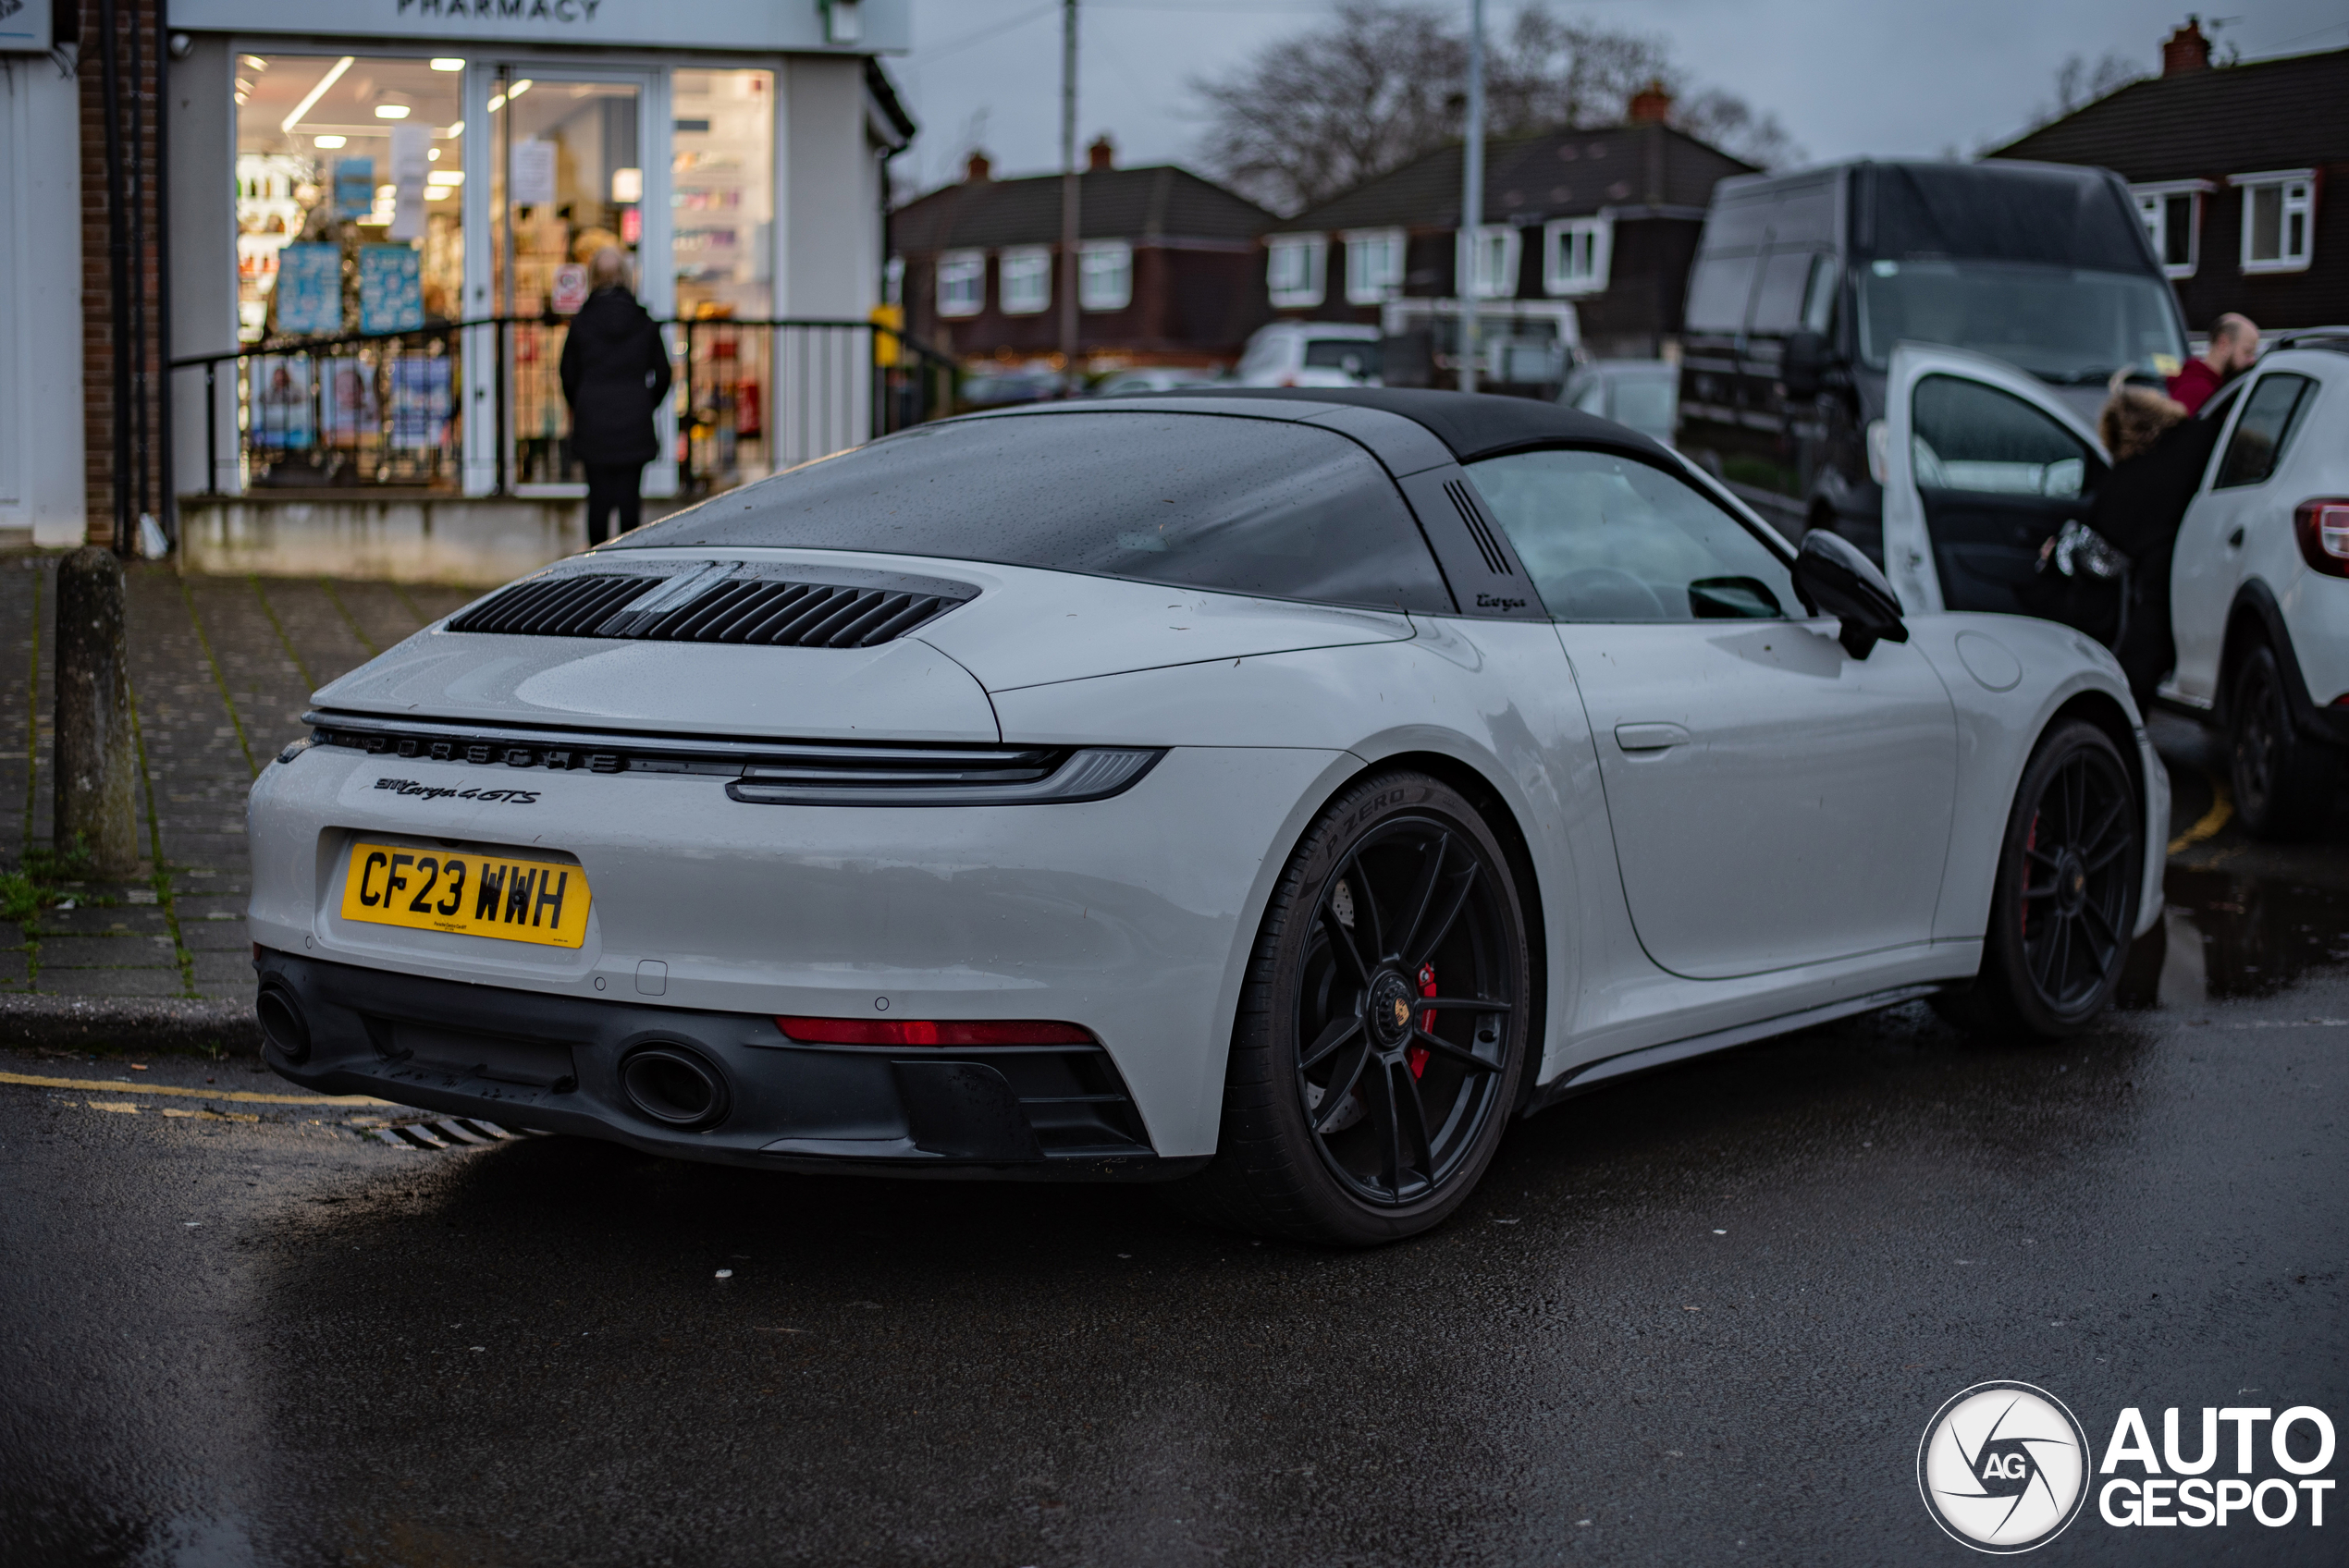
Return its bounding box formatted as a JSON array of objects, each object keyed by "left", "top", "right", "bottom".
[{"left": 887, "top": 0, "right": 2349, "bottom": 196}]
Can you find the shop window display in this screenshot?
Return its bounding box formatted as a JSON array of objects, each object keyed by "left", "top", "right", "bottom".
[
  {"left": 495, "top": 75, "right": 646, "bottom": 485},
  {"left": 234, "top": 55, "right": 462, "bottom": 484},
  {"left": 671, "top": 70, "right": 775, "bottom": 488}
]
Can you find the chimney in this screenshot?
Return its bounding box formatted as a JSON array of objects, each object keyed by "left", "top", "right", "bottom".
[
  {"left": 2161, "top": 17, "right": 2210, "bottom": 76},
  {"left": 964, "top": 149, "right": 992, "bottom": 183},
  {"left": 1627, "top": 80, "right": 1673, "bottom": 126},
  {"left": 1088, "top": 135, "right": 1115, "bottom": 173}
]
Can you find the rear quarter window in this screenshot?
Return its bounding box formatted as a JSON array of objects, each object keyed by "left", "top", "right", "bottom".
[
  {"left": 2215, "top": 374, "right": 2318, "bottom": 489},
  {"left": 617, "top": 411, "right": 1455, "bottom": 613}
]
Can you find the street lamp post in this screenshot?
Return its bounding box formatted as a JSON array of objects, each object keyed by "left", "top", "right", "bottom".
[{"left": 1459, "top": 0, "right": 1485, "bottom": 396}]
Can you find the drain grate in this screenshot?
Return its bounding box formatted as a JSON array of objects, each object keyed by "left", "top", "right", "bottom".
[{"left": 367, "top": 1118, "right": 537, "bottom": 1150}]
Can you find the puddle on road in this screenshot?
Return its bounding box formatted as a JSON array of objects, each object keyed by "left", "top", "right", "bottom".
[{"left": 2123, "top": 865, "right": 2349, "bottom": 1008}]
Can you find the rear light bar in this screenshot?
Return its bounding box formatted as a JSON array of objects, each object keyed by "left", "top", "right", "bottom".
[
  {"left": 775, "top": 1016, "right": 1095, "bottom": 1047},
  {"left": 2294, "top": 498, "right": 2349, "bottom": 578}
]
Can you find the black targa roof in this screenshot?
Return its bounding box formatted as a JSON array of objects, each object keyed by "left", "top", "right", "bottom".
[{"left": 1167, "top": 386, "right": 1662, "bottom": 464}]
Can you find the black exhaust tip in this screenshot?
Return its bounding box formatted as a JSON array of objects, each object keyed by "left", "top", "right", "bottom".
[
  {"left": 255, "top": 985, "right": 311, "bottom": 1063},
  {"left": 619, "top": 1046, "right": 731, "bottom": 1130}
]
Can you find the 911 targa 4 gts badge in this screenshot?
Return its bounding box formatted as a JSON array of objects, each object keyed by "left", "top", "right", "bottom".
[{"left": 371, "top": 778, "right": 540, "bottom": 804}]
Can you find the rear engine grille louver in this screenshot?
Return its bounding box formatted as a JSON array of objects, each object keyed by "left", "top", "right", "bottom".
[
  {"left": 451, "top": 575, "right": 664, "bottom": 636},
  {"left": 447, "top": 572, "right": 971, "bottom": 649}
]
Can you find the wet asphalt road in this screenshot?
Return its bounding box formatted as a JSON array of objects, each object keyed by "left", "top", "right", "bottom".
[{"left": 4, "top": 730, "right": 2344, "bottom": 1568}]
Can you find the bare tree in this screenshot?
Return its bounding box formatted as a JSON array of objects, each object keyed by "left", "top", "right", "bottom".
[
  {"left": 2051, "top": 50, "right": 2146, "bottom": 116},
  {"left": 1193, "top": 1, "right": 1801, "bottom": 216},
  {"left": 1192, "top": 1, "right": 1463, "bottom": 218}
]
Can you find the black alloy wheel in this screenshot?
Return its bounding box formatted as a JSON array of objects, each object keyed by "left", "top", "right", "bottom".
[
  {"left": 2230, "top": 642, "right": 2337, "bottom": 841},
  {"left": 1164, "top": 770, "right": 1532, "bottom": 1246},
  {"left": 1940, "top": 720, "right": 2141, "bottom": 1038}
]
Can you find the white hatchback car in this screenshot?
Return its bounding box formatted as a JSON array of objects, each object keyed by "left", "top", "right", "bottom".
[
  {"left": 1232, "top": 321, "right": 1384, "bottom": 387},
  {"left": 2160, "top": 333, "right": 2348, "bottom": 838}
]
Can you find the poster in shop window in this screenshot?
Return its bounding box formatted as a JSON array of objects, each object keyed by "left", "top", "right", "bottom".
[
  {"left": 273, "top": 244, "right": 342, "bottom": 337},
  {"left": 0, "top": 0, "right": 54, "bottom": 52},
  {"left": 359, "top": 245, "right": 424, "bottom": 337}
]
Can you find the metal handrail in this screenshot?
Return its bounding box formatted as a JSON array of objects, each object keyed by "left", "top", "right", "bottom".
[{"left": 169, "top": 314, "right": 957, "bottom": 498}]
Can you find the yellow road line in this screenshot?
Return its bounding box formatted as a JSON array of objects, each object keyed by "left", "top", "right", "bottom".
[
  {"left": 2168, "top": 776, "right": 2233, "bottom": 855},
  {"left": 0, "top": 1070, "right": 387, "bottom": 1107}
]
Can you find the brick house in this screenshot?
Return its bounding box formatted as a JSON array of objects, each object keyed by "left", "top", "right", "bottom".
[
  {"left": 1990, "top": 21, "right": 2348, "bottom": 333},
  {"left": 891, "top": 140, "right": 1275, "bottom": 371},
  {"left": 1259, "top": 87, "right": 1755, "bottom": 368}
]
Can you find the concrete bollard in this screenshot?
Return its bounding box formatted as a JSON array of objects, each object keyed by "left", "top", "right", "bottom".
[{"left": 54, "top": 547, "right": 141, "bottom": 879}]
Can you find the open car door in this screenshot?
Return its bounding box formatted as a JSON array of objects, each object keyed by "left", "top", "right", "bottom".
[{"left": 1879, "top": 343, "right": 2111, "bottom": 615}]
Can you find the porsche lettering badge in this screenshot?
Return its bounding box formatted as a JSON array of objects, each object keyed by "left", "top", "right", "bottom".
[{"left": 338, "top": 841, "right": 592, "bottom": 948}]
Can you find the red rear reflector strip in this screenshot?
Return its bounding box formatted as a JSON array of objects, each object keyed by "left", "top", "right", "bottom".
[{"left": 775, "top": 1016, "right": 1094, "bottom": 1047}]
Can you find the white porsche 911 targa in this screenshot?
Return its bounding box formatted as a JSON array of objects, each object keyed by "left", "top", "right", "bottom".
[{"left": 250, "top": 389, "right": 2165, "bottom": 1244}]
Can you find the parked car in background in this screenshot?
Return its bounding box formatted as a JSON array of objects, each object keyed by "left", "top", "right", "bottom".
[
  {"left": 2161, "top": 331, "right": 2349, "bottom": 839},
  {"left": 955, "top": 370, "right": 1067, "bottom": 412},
  {"left": 1677, "top": 160, "right": 2189, "bottom": 565},
  {"left": 1561, "top": 361, "right": 1680, "bottom": 447},
  {"left": 1090, "top": 367, "right": 1223, "bottom": 398},
  {"left": 1233, "top": 321, "right": 1383, "bottom": 387}
]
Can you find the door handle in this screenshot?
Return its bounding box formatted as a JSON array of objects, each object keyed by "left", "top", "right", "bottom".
[
  {"left": 2227, "top": 526, "right": 2246, "bottom": 549},
  {"left": 1615, "top": 722, "right": 1691, "bottom": 753}
]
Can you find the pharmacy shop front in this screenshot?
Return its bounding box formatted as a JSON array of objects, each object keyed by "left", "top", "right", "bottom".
[{"left": 167, "top": 0, "right": 906, "bottom": 514}]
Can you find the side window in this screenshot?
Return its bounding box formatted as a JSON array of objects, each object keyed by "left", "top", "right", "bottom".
[
  {"left": 1683, "top": 252, "right": 1759, "bottom": 335},
  {"left": 1747, "top": 250, "right": 1817, "bottom": 335},
  {"left": 1911, "top": 375, "right": 2095, "bottom": 498},
  {"left": 1468, "top": 447, "right": 1799, "bottom": 623},
  {"left": 2215, "top": 374, "right": 2316, "bottom": 489}
]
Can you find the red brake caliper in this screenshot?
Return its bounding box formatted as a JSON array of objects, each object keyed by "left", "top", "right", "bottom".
[{"left": 1408, "top": 962, "right": 1437, "bottom": 1078}]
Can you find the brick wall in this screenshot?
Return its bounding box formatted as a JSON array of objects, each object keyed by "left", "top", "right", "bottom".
[{"left": 79, "top": 0, "right": 166, "bottom": 550}]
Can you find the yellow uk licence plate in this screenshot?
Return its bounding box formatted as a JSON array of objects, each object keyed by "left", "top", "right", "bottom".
[{"left": 339, "top": 841, "right": 592, "bottom": 948}]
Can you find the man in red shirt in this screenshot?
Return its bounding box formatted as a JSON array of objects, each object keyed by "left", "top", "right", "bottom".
[{"left": 2168, "top": 313, "right": 2259, "bottom": 414}]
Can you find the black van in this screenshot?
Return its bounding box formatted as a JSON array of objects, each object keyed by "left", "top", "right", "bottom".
[{"left": 1676, "top": 159, "right": 2190, "bottom": 593}]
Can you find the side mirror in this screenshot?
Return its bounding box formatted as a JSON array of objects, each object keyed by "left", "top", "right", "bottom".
[
  {"left": 1793, "top": 529, "right": 1909, "bottom": 659},
  {"left": 1782, "top": 329, "right": 1828, "bottom": 398}
]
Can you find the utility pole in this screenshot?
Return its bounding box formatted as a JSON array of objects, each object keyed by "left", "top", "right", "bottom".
[
  {"left": 1459, "top": 0, "right": 1485, "bottom": 395},
  {"left": 1059, "top": 0, "right": 1080, "bottom": 388}
]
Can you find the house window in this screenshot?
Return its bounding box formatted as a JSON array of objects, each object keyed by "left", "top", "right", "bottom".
[
  {"left": 2132, "top": 183, "right": 2204, "bottom": 278},
  {"left": 937, "top": 250, "right": 985, "bottom": 318},
  {"left": 1000, "top": 246, "right": 1052, "bottom": 315},
  {"left": 1457, "top": 225, "right": 1520, "bottom": 300},
  {"left": 1266, "top": 234, "right": 1324, "bottom": 308},
  {"left": 1079, "top": 239, "right": 1132, "bottom": 312},
  {"left": 1543, "top": 216, "right": 1612, "bottom": 297},
  {"left": 2237, "top": 171, "right": 2315, "bottom": 273},
  {"left": 1343, "top": 229, "right": 1405, "bottom": 305}
]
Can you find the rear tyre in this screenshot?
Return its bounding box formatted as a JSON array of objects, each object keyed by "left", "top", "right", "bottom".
[
  {"left": 2229, "top": 642, "right": 2337, "bottom": 841},
  {"left": 1162, "top": 771, "right": 1532, "bottom": 1247},
  {"left": 1937, "top": 719, "right": 2141, "bottom": 1040}
]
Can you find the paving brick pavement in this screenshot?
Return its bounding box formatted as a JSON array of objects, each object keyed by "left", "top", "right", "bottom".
[{"left": 2, "top": 551, "right": 474, "bottom": 1039}]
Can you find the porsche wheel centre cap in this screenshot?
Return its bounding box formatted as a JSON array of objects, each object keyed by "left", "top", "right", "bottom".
[{"left": 1369, "top": 974, "right": 1415, "bottom": 1046}]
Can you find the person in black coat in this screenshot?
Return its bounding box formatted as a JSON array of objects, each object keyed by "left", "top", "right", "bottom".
[
  {"left": 559, "top": 249, "right": 673, "bottom": 545},
  {"left": 2066, "top": 382, "right": 2223, "bottom": 707},
  {"left": 2029, "top": 375, "right": 2226, "bottom": 699}
]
